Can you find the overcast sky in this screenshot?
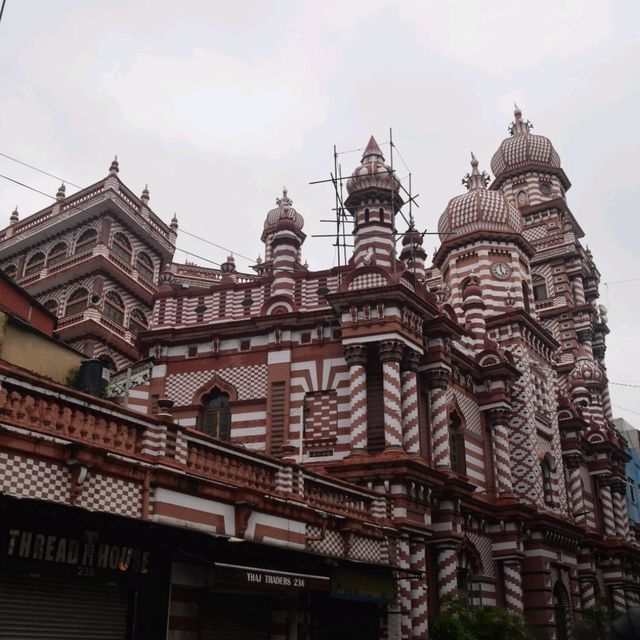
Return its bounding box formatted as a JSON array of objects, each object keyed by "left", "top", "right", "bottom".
[{"left": 1, "top": 0, "right": 639, "bottom": 423}]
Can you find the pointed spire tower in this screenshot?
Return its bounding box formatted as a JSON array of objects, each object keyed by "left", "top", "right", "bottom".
[{"left": 345, "top": 136, "right": 403, "bottom": 269}]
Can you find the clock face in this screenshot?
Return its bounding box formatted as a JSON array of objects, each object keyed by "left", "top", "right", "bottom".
[{"left": 491, "top": 262, "right": 512, "bottom": 280}]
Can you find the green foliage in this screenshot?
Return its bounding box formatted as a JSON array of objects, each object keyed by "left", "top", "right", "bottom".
[
  {"left": 430, "top": 597, "right": 536, "bottom": 640},
  {"left": 65, "top": 366, "right": 80, "bottom": 389},
  {"left": 581, "top": 600, "right": 619, "bottom": 640}
]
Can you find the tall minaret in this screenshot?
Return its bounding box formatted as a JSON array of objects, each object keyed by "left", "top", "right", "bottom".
[{"left": 344, "top": 136, "right": 403, "bottom": 270}]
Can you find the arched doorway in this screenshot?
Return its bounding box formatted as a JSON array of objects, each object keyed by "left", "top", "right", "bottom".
[{"left": 553, "top": 580, "right": 572, "bottom": 640}]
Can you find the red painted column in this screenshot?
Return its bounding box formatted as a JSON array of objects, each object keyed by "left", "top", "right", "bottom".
[
  {"left": 401, "top": 350, "right": 421, "bottom": 455},
  {"left": 344, "top": 344, "right": 368, "bottom": 453},
  {"left": 426, "top": 368, "right": 451, "bottom": 469},
  {"left": 487, "top": 407, "right": 513, "bottom": 496},
  {"left": 409, "top": 537, "right": 428, "bottom": 639}
]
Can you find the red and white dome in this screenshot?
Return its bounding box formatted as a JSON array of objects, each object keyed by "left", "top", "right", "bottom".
[
  {"left": 438, "top": 155, "right": 523, "bottom": 241},
  {"left": 491, "top": 107, "right": 561, "bottom": 178},
  {"left": 263, "top": 188, "right": 304, "bottom": 235},
  {"left": 346, "top": 136, "right": 401, "bottom": 195}
]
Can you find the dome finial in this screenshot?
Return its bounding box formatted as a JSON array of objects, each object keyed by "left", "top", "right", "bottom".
[
  {"left": 462, "top": 153, "right": 489, "bottom": 190},
  {"left": 141, "top": 183, "right": 150, "bottom": 204},
  {"left": 56, "top": 182, "right": 66, "bottom": 201},
  {"left": 509, "top": 106, "right": 533, "bottom": 135},
  {"left": 170, "top": 212, "right": 178, "bottom": 230},
  {"left": 109, "top": 155, "right": 119, "bottom": 175},
  {"left": 276, "top": 187, "right": 292, "bottom": 208},
  {"left": 361, "top": 135, "right": 385, "bottom": 164},
  {"left": 9, "top": 206, "right": 19, "bottom": 225}
]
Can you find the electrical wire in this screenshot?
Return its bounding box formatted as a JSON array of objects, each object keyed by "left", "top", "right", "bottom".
[
  {"left": 610, "top": 382, "right": 640, "bottom": 389},
  {"left": 0, "top": 0, "right": 7, "bottom": 25},
  {"left": 613, "top": 405, "right": 640, "bottom": 418},
  {"left": 0, "top": 152, "right": 81, "bottom": 188}
]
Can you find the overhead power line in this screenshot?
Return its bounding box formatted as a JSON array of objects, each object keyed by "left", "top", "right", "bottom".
[
  {"left": 613, "top": 405, "right": 640, "bottom": 418},
  {"left": 0, "top": 0, "right": 7, "bottom": 26},
  {"left": 609, "top": 382, "right": 640, "bottom": 389}
]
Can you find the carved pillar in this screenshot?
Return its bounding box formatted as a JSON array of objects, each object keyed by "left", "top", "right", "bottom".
[
  {"left": 564, "top": 454, "right": 586, "bottom": 521},
  {"left": 344, "top": 344, "right": 368, "bottom": 453},
  {"left": 487, "top": 407, "right": 513, "bottom": 497},
  {"left": 612, "top": 478, "right": 630, "bottom": 540},
  {"left": 426, "top": 368, "right": 451, "bottom": 468},
  {"left": 598, "top": 477, "right": 616, "bottom": 538},
  {"left": 611, "top": 586, "right": 627, "bottom": 612},
  {"left": 397, "top": 536, "right": 412, "bottom": 639},
  {"left": 437, "top": 544, "right": 458, "bottom": 600},
  {"left": 502, "top": 559, "right": 524, "bottom": 614},
  {"left": 401, "top": 350, "right": 421, "bottom": 455},
  {"left": 409, "top": 538, "right": 428, "bottom": 639},
  {"left": 379, "top": 340, "right": 404, "bottom": 451}
]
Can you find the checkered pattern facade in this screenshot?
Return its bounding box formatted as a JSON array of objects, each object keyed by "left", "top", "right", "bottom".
[
  {"left": 347, "top": 271, "right": 387, "bottom": 291},
  {"left": 304, "top": 390, "right": 337, "bottom": 442},
  {"left": 77, "top": 472, "right": 142, "bottom": 518},
  {"left": 165, "top": 365, "right": 268, "bottom": 404},
  {"left": 0, "top": 452, "right": 70, "bottom": 502}
]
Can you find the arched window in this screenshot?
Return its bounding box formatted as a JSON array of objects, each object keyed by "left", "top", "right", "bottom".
[
  {"left": 364, "top": 208, "right": 370, "bottom": 224},
  {"left": 532, "top": 274, "right": 548, "bottom": 301},
  {"left": 43, "top": 299, "right": 58, "bottom": 316},
  {"left": 522, "top": 281, "right": 531, "bottom": 313},
  {"left": 128, "top": 308, "right": 148, "bottom": 334},
  {"left": 112, "top": 232, "right": 132, "bottom": 263},
  {"left": 136, "top": 251, "right": 154, "bottom": 281},
  {"left": 541, "top": 455, "right": 555, "bottom": 507},
  {"left": 47, "top": 242, "right": 68, "bottom": 267},
  {"left": 200, "top": 389, "right": 231, "bottom": 440},
  {"left": 65, "top": 288, "right": 89, "bottom": 316},
  {"left": 449, "top": 410, "right": 467, "bottom": 476},
  {"left": 75, "top": 229, "right": 98, "bottom": 253},
  {"left": 24, "top": 252, "right": 45, "bottom": 276},
  {"left": 104, "top": 290, "right": 125, "bottom": 325},
  {"left": 4, "top": 264, "right": 17, "bottom": 280}
]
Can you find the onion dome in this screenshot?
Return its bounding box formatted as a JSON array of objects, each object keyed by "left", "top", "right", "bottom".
[
  {"left": 109, "top": 155, "right": 119, "bottom": 175},
  {"left": 9, "top": 206, "right": 19, "bottom": 225},
  {"left": 170, "top": 213, "right": 178, "bottom": 231},
  {"left": 220, "top": 255, "right": 236, "bottom": 274},
  {"left": 141, "top": 184, "right": 150, "bottom": 204},
  {"left": 438, "top": 154, "right": 523, "bottom": 242},
  {"left": 570, "top": 346, "right": 605, "bottom": 391},
  {"left": 346, "top": 136, "right": 401, "bottom": 195},
  {"left": 491, "top": 106, "right": 562, "bottom": 181},
  {"left": 261, "top": 187, "right": 304, "bottom": 241},
  {"left": 56, "top": 183, "right": 66, "bottom": 201}
]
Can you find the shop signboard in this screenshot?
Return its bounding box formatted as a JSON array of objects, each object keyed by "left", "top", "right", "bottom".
[
  {"left": 214, "top": 563, "right": 330, "bottom": 593},
  {"left": 331, "top": 568, "right": 396, "bottom": 604}
]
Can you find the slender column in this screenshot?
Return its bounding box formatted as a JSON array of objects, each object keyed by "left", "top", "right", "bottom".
[
  {"left": 502, "top": 559, "right": 524, "bottom": 614},
  {"left": 612, "top": 586, "right": 627, "bottom": 612},
  {"left": 487, "top": 408, "right": 513, "bottom": 496},
  {"left": 344, "top": 345, "right": 368, "bottom": 453},
  {"left": 397, "top": 536, "right": 412, "bottom": 639},
  {"left": 598, "top": 477, "right": 616, "bottom": 538},
  {"left": 626, "top": 589, "right": 640, "bottom": 608},
  {"left": 612, "top": 478, "right": 631, "bottom": 540},
  {"left": 426, "top": 368, "right": 451, "bottom": 468},
  {"left": 579, "top": 577, "right": 597, "bottom": 610},
  {"left": 437, "top": 544, "right": 458, "bottom": 600},
  {"left": 409, "top": 538, "right": 428, "bottom": 639},
  {"left": 379, "top": 340, "right": 404, "bottom": 451},
  {"left": 401, "top": 351, "right": 421, "bottom": 455},
  {"left": 564, "top": 454, "right": 586, "bottom": 521}
]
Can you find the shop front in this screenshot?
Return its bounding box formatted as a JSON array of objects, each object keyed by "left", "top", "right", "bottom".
[{"left": 0, "top": 495, "right": 171, "bottom": 640}]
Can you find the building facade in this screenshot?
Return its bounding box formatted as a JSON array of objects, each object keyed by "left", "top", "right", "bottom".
[{"left": 0, "top": 109, "right": 639, "bottom": 639}]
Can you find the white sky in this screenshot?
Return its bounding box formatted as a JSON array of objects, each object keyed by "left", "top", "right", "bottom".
[{"left": 1, "top": 0, "right": 639, "bottom": 422}]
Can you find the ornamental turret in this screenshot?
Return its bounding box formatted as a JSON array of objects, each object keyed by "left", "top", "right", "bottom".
[{"left": 345, "top": 136, "right": 403, "bottom": 269}]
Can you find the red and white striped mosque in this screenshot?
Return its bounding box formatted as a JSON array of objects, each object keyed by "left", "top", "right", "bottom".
[{"left": 0, "top": 107, "right": 638, "bottom": 640}]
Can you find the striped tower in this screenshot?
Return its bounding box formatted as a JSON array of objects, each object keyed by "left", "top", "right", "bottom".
[
  {"left": 401, "top": 350, "right": 421, "bottom": 455},
  {"left": 437, "top": 544, "right": 459, "bottom": 601},
  {"left": 564, "top": 454, "right": 586, "bottom": 520},
  {"left": 487, "top": 407, "right": 513, "bottom": 496},
  {"left": 344, "top": 344, "right": 368, "bottom": 453},
  {"left": 426, "top": 368, "right": 451, "bottom": 469},
  {"left": 399, "top": 227, "right": 427, "bottom": 282},
  {"left": 409, "top": 538, "right": 428, "bottom": 639},
  {"left": 612, "top": 479, "right": 630, "bottom": 540},
  {"left": 398, "top": 536, "right": 412, "bottom": 639},
  {"left": 344, "top": 136, "right": 401, "bottom": 270},
  {"left": 598, "top": 477, "right": 617, "bottom": 538},
  {"left": 612, "top": 586, "right": 627, "bottom": 612},
  {"left": 502, "top": 560, "right": 524, "bottom": 614},
  {"left": 379, "top": 340, "right": 404, "bottom": 451},
  {"left": 579, "top": 577, "right": 597, "bottom": 610},
  {"left": 461, "top": 276, "right": 486, "bottom": 349},
  {"left": 270, "top": 214, "right": 302, "bottom": 299}
]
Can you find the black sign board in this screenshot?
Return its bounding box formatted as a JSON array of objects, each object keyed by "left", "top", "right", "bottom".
[{"left": 214, "top": 563, "right": 330, "bottom": 594}]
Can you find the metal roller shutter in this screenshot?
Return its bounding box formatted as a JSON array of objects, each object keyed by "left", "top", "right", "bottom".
[
  {"left": 200, "top": 594, "right": 270, "bottom": 640},
  {"left": 0, "top": 573, "right": 129, "bottom": 639}
]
